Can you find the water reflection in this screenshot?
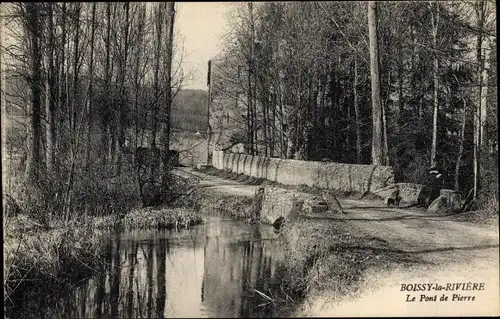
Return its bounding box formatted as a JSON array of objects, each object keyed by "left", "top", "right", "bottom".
[{"left": 57, "top": 217, "right": 285, "bottom": 318}]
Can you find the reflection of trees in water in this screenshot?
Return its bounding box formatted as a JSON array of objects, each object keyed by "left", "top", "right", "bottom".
[
  {"left": 62, "top": 234, "right": 170, "bottom": 318},
  {"left": 202, "top": 225, "right": 278, "bottom": 318},
  {"left": 95, "top": 237, "right": 110, "bottom": 315},
  {"left": 110, "top": 234, "right": 121, "bottom": 318},
  {"left": 146, "top": 241, "right": 154, "bottom": 318},
  {"left": 239, "top": 240, "right": 275, "bottom": 318},
  {"left": 126, "top": 240, "right": 137, "bottom": 318},
  {"left": 155, "top": 237, "right": 168, "bottom": 318},
  {"left": 22, "top": 224, "right": 282, "bottom": 318}
]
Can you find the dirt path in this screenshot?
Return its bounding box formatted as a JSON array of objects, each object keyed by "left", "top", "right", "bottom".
[
  {"left": 178, "top": 168, "right": 498, "bottom": 253},
  {"left": 175, "top": 167, "right": 261, "bottom": 197},
  {"left": 177, "top": 167, "right": 500, "bottom": 316}
]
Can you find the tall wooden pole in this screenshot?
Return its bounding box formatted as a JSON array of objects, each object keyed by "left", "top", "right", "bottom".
[{"left": 207, "top": 59, "right": 213, "bottom": 165}]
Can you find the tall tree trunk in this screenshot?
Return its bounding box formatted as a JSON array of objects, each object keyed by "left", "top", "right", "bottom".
[
  {"left": 346, "top": 79, "right": 351, "bottom": 159},
  {"left": 367, "top": 1, "right": 384, "bottom": 165},
  {"left": 410, "top": 23, "right": 418, "bottom": 117},
  {"left": 115, "top": 2, "right": 131, "bottom": 176},
  {"left": 262, "top": 79, "right": 269, "bottom": 157},
  {"left": 246, "top": 73, "right": 252, "bottom": 155},
  {"left": 382, "top": 68, "right": 390, "bottom": 166},
  {"left": 473, "top": 0, "right": 486, "bottom": 199},
  {"left": 57, "top": 2, "right": 67, "bottom": 172},
  {"left": 294, "top": 74, "right": 303, "bottom": 159},
  {"left": 315, "top": 77, "right": 323, "bottom": 128},
  {"left": 480, "top": 36, "right": 490, "bottom": 154},
  {"left": 85, "top": 3, "right": 97, "bottom": 170},
  {"left": 45, "top": 3, "right": 56, "bottom": 175},
  {"left": 71, "top": 3, "right": 81, "bottom": 137},
  {"left": 430, "top": 1, "right": 439, "bottom": 168},
  {"left": 101, "top": 2, "right": 112, "bottom": 167},
  {"left": 134, "top": 4, "right": 146, "bottom": 162},
  {"left": 382, "top": 98, "right": 389, "bottom": 165},
  {"left": 248, "top": 2, "right": 255, "bottom": 155},
  {"left": 353, "top": 58, "right": 362, "bottom": 164},
  {"left": 253, "top": 57, "right": 258, "bottom": 156},
  {"left": 25, "top": 3, "right": 43, "bottom": 182},
  {"left": 455, "top": 98, "right": 467, "bottom": 191},
  {"left": 151, "top": 4, "right": 163, "bottom": 151},
  {"left": 270, "top": 87, "right": 276, "bottom": 157},
  {"left": 161, "top": 2, "right": 175, "bottom": 153},
  {"left": 278, "top": 70, "right": 286, "bottom": 158},
  {"left": 397, "top": 39, "right": 404, "bottom": 127}
]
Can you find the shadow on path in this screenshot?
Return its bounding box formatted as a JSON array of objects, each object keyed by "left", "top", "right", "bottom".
[
  {"left": 301, "top": 212, "right": 465, "bottom": 222},
  {"left": 345, "top": 204, "right": 420, "bottom": 210},
  {"left": 335, "top": 243, "right": 499, "bottom": 255}
]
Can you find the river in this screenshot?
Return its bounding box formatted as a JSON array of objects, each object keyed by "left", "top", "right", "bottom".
[{"left": 17, "top": 215, "right": 289, "bottom": 318}]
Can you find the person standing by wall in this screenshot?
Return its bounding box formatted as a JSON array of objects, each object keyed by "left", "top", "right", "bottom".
[{"left": 418, "top": 166, "right": 444, "bottom": 207}]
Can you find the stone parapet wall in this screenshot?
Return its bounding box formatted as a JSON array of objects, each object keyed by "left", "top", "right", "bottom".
[{"left": 212, "top": 150, "right": 395, "bottom": 194}]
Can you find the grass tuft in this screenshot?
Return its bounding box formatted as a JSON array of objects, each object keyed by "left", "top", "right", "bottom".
[
  {"left": 4, "top": 216, "right": 105, "bottom": 305},
  {"left": 120, "top": 207, "right": 204, "bottom": 230}
]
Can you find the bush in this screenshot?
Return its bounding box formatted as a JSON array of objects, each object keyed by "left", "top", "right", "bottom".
[{"left": 121, "top": 207, "right": 203, "bottom": 230}]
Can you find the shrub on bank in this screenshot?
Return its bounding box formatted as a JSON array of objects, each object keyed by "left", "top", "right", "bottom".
[
  {"left": 120, "top": 207, "right": 203, "bottom": 230},
  {"left": 88, "top": 207, "right": 204, "bottom": 230},
  {"left": 4, "top": 162, "right": 141, "bottom": 227}
]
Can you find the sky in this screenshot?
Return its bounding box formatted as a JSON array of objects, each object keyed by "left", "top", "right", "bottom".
[
  {"left": 0, "top": 3, "right": 233, "bottom": 91},
  {"left": 175, "top": 2, "right": 233, "bottom": 91}
]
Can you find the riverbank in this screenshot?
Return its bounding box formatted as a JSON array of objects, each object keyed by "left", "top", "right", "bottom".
[
  {"left": 182, "top": 167, "right": 499, "bottom": 316},
  {"left": 5, "top": 167, "right": 497, "bottom": 317},
  {"left": 4, "top": 214, "right": 104, "bottom": 315},
  {"left": 276, "top": 217, "right": 422, "bottom": 315},
  {"left": 185, "top": 167, "right": 410, "bottom": 313},
  {"left": 4, "top": 206, "right": 204, "bottom": 314}
]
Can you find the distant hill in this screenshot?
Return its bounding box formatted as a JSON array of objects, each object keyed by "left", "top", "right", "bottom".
[{"left": 171, "top": 89, "right": 208, "bottom": 132}]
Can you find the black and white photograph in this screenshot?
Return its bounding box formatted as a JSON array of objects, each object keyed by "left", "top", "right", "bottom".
[{"left": 1, "top": 1, "right": 498, "bottom": 317}]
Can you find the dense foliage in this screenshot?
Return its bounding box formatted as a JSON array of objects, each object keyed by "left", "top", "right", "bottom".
[
  {"left": 2, "top": 2, "right": 179, "bottom": 222},
  {"left": 210, "top": 2, "right": 496, "bottom": 207}
]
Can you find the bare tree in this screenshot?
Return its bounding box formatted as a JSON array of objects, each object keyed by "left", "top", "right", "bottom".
[
  {"left": 455, "top": 96, "right": 468, "bottom": 191},
  {"left": 353, "top": 58, "right": 362, "bottom": 164},
  {"left": 44, "top": 3, "right": 56, "bottom": 175},
  {"left": 84, "top": 2, "right": 97, "bottom": 170},
  {"left": 150, "top": 3, "right": 164, "bottom": 151},
  {"left": 114, "top": 2, "right": 131, "bottom": 176},
  {"left": 160, "top": 2, "right": 176, "bottom": 152},
  {"left": 101, "top": 2, "right": 112, "bottom": 166},
  {"left": 23, "top": 3, "right": 44, "bottom": 182},
  {"left": 70, "top": 3, "right": 81, "bottom": 137},
  {"left": 247, "top": 2, "right": 255, "bottom": 155},
  {"left": 367, "top": 1, "right": 384, "bottom": 165},
  {"left": 430, "top": 0, "right": 440, "bottom": 168}
]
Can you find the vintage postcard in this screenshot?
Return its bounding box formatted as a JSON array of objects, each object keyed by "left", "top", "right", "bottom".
[{"left": 2, "top": 1, "right": 498, "bottom": 317}]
